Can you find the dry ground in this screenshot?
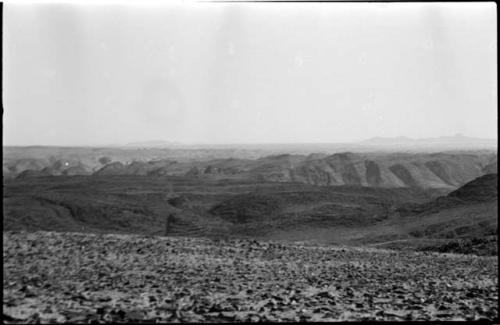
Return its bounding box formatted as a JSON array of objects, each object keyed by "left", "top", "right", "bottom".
[{"left": 3, "top": 231, "right": 498, "bottom": 323}]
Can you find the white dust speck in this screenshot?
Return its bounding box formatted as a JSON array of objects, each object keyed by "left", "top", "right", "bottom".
[
  {"left": 359, "top": 53, "right": 367, "bottom": 64},
  {"left": 293, "top": 56, "right": 304, "bottom": 67}
]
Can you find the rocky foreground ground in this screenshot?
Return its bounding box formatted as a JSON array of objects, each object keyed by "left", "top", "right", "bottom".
[{"left": 3, "top": 231, "right": 498, "bottom": 323}]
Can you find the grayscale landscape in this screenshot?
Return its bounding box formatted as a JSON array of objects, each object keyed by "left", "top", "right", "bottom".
[{"left": 2, "top": 2, "right": 498, "bottom": 323}]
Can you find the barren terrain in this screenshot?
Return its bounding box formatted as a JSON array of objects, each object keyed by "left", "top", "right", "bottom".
[
  {"left": 3, "top": 147, "right": 498, "bottom": 323},
  {"left": 3, "top": 231, "right": 498, "bottom": 323}
]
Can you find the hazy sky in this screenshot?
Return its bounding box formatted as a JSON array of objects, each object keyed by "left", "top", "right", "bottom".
[{"left": 3, "top": 2, "right": 497, "bottom": 146}]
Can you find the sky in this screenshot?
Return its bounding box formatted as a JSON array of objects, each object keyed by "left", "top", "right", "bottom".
[{"left": 3, "top": 2, "right": 497, "bottom": 146}]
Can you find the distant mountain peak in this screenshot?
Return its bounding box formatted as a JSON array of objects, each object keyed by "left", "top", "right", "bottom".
[
  {"left": 360, "top": 135, "right": 497, "bottom": 147},
  {"left": 361, "top": 136, "right": 414, "bottom": 145},
  {"left": 370, "top": 136, "right": 411, "bottom": 140},
  {"left": 125, "top": 140, "right": 182, "bottom": 148}
]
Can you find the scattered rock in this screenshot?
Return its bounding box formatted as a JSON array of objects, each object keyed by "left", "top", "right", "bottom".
[{"left": 3, "top": 231, "right": 497, "bottom": 323}]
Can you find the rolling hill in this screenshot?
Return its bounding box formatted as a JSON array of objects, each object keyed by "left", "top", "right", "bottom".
[
  {"left": 3, "top": 171, "right": 497, "bottom": 255},
  {"left": 3, "top": 175, "right": 443, "bottom": 237},
  {"left": 2, "top": 144, "right": 497, "bottom": 256}
]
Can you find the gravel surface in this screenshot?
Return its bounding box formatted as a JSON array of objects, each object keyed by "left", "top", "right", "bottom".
[{"left": 3, "top": 231, "right": 498, "bottom": 323}]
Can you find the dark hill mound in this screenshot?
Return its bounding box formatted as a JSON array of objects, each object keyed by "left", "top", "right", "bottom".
[
  {"left": 396, "top": 174, "right": 497, "bottom": 217},
  {"left": 365, "top": 174, "right": 498, "bottom": 255},
  {"left": 447, "top": 173, "right": 497, "bottom": 203}
]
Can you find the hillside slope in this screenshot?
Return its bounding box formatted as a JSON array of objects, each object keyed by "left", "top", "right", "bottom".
[
  {"left": 3, "top": 176, "right": 442, "bottom": 239},
  {"left": 355, "top": 174, "right": 498, "bottom": 255},
  {"left": 3, "top": 173, "right": 497, "bottom": 255}
]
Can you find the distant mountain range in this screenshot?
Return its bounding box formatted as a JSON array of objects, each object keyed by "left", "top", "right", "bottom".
[
  {"left": 360, "top": 134, "right": 497, "bottom": 147},
  {"left": 4, "top": 134, "right": 496, "bottom": 151},
  {"left": 116, "top": 134, "right": 497, "bottom": 150},
  {"left": 124, "top": 140, "right": 183, "bottom": 148}
]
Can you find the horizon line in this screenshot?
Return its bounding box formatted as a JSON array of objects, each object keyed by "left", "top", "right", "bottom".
[{"left": 2, "top": 134, "right": 498, "bottom": 148}]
